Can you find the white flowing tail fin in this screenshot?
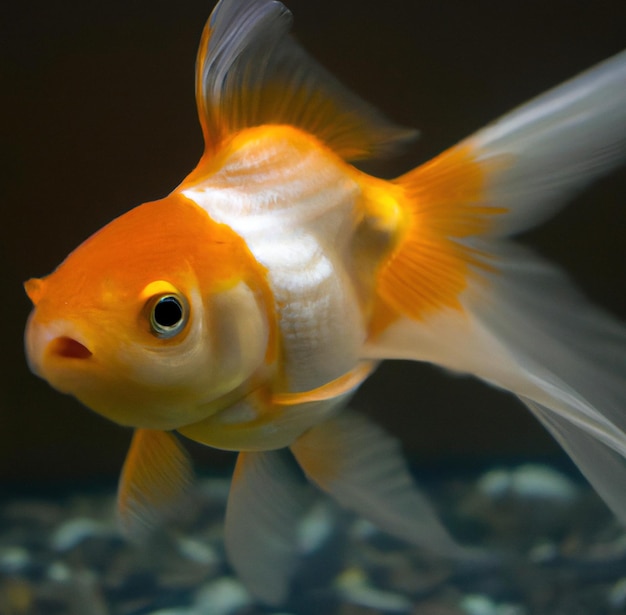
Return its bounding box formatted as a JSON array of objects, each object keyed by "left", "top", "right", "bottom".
[
  {"left": 368, "top": 51, "right": 626, "bottom": 521},
  {"left": 466, "top": 50, "right": 626, "bottom": 236},
  {"left": 369, "top": 244, "right": 626, "bottom": 521}
]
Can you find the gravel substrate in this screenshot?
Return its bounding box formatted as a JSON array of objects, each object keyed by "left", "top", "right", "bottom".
[{"left": 1, "top": 462, "right": 625, "bottom": 615}]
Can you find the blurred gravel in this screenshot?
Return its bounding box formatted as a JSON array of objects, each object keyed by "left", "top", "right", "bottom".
[{"left": 1, "top": 463, "right": 625, "bottom": 615}]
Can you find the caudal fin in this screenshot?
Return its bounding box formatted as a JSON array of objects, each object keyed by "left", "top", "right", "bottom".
[
  {"left": 371, "top": 242, "right": 626, "bottom": 521},
  {"left": 369, "top": 51, "right": 626, "bottom": 521}
]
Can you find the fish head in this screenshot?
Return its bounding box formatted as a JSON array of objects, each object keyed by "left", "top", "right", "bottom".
[{"left": 24, "top": 193, "right": 272, "bottom": 430}]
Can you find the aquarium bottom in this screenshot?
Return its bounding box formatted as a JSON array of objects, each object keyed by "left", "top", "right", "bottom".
[{"left": 0, "top": 461, "right": 624, "bottom": 615}]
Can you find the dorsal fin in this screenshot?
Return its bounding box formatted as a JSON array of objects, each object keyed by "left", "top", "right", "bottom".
[{"left": 194, "top": 0, "right": 416, "bottom": 161}]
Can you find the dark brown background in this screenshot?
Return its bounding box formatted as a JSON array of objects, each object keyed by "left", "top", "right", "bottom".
[{"left": 2, "top": 0, "right": 625, "bottom": 485}]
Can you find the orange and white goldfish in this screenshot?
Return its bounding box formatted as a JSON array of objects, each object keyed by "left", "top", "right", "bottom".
[{"left": 24, "top": 0, "right": 626, "bottom": 604}]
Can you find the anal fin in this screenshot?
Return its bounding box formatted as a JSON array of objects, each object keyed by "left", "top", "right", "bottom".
[
  {"left": 291, "top": 409, "right": 466, "bottom": 558},
  {"left": 225, "top": 450, "right": 315, "bottom": 605}
]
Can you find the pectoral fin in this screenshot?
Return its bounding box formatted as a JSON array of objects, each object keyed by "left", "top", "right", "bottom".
[
  {"left": 178, "top": 363, "right": 377, "bottom": 452},
  {"left": 291, "top": 410, "right": 465, "bottom": 557},
  {"left": 117, "top": 429, "right": 194, "bottom": 539},
  {"left": 271, "top": 360, "right": 377, "bottom": 406},
  {"left": 224, "top": 449, "right": 315, "bottom": 605}
]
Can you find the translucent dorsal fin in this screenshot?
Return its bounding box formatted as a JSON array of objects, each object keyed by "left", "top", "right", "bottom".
[{"left": 194, "top": 0, "right": 416, "bottom": 161}]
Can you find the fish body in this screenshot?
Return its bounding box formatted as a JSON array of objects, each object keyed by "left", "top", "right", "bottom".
[{"left": 23, "top": 0, "right": 626, "bottom": 604}]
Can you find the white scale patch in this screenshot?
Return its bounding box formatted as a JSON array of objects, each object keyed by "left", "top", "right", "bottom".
[{"left": 182, "top": 139, "right": 365, "bottom": 391}]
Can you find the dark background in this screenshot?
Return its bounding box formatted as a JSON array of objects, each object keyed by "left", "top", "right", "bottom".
[{"left": 2, "top": 0, "right": 625, "bottom": 485}]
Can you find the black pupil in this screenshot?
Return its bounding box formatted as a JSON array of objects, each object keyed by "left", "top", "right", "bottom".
[{"left": 154, "top": 297, "right": 183, "bottom": 328}]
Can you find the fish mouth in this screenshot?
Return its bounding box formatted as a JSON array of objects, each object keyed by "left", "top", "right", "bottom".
[
  {"left": 48, "top": 336, "right": 93, "bottom": 360},
  {"left": 25, "top": 313, "right": 94, "bottom": 378}
]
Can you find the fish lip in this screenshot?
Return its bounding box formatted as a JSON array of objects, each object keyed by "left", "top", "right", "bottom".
[{"left": 25, "top": 312, "right": 94, "bottom": 376}]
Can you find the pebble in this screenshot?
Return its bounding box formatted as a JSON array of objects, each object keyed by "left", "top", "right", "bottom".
[
  {"left": 0, "top": 546, "right": 30, "bottom": 574},
  {"left": 46, "top": 561, "right": 73, "bottom": 582},
  {"left": 0, "top": 577, "right": 34, "bottom": 613},
  {"left": 497, "top": 605, "right": 527, "bottom": 615},
  {"left": 50, "top": 517, "right": 117, "bottom": 551},
  {"left": 527, "top": 541, "right": 560, "bottom": 564},
  {"left": 193, "top": 576, "right": 253, "bottom": 615},
  {"left": 462, "top": 463, "right": 584, "bottom": 544},
  {"left": 460, "top": 594, "right": 498, "bottom": 615},
  {"left": 460, "top": 595, "right": 526, "bottom": 615},
  {"left": 176, "top": 536, "right": 220, "bottom": 566},
  {"left": 298, "top": 501, "right": 335, "bottom": 555},
  {"left": 335, "top": 567, "right": 413, "bottom": 613},
  {"left": 477, "top": 464, "right": 579, "bottom": 504}
]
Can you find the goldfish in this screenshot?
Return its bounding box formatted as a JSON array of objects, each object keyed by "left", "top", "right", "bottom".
[{"left": 24, "top": 0, "right": 626, "bottom": 604}]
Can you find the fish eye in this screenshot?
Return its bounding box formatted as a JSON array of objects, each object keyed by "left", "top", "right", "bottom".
[{"left": 148, "top": 294, "right": 188, "bottom": 338}]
